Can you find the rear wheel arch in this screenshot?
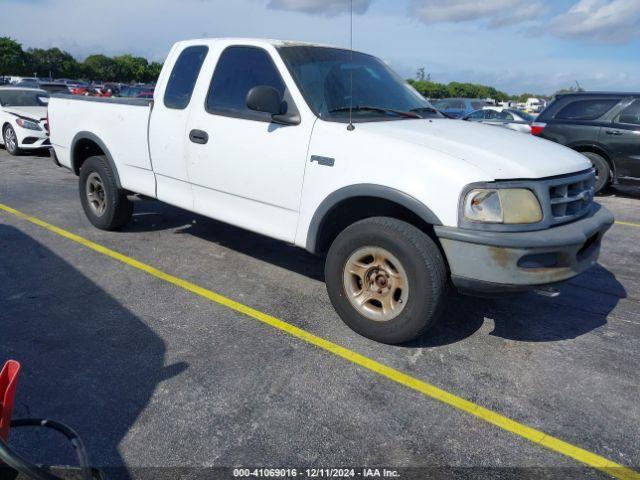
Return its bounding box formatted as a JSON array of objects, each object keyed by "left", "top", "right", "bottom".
[
  {"left": 71, "top": 132, "right": 122, "bottom": 188},
  {"left": 306, "top": 185, "right": 443, "bottom": 255}
]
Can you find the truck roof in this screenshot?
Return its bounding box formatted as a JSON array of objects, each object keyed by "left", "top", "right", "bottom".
[{"left": 173, "top": 37, "right": 345, "bottom": 51}]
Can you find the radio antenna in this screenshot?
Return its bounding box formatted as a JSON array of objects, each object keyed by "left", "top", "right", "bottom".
[{"left": 347, "top": 0, "right": 355, "bottom": 131}]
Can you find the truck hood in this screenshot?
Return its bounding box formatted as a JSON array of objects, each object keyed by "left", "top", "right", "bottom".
[
  {"left": 2, "top": 106, "right": 47, "bottom": 121},
  {"left": 360, "top": 118, "right": 591, "bottom": 180}
]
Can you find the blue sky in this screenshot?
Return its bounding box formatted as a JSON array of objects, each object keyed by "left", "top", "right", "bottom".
[{"left": 2, "top": 0, "right": 640, "bottom": 94}]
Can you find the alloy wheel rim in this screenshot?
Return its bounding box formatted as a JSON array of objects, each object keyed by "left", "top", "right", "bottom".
[
  {"left": 5, "top": 128, "right": 16, "bottom": 152},
  {"left": 86, "top": 172, "right": 107, "bottom": 216},
  {"left": 342, "top": 247, "right": 409, "bottom": 322}
]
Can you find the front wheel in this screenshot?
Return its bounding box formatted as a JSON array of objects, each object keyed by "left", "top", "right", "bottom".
[
  {"left": 325, "top": 217, "right": 447, "bottom": 344},
  {"left": 3, "top": 125, "right": 21, "bottom": 156},
  {"left": 79, "top": 155, "right": 133, "bottom": 230}
]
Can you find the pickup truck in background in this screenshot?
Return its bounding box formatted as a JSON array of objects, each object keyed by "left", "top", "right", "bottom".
[{"left": 48, "top": 38, "right": 614, "bottom": 344}]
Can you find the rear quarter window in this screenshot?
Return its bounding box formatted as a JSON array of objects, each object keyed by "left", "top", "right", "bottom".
[
  {"left": 555, "top": 98, "right": 620, "bottom": 121},
  {"left": 616, "top": 100, "right": 640, "bottom": 126},
  {"left": 164, "top": 45, "right": 209, "bottom": 110}
]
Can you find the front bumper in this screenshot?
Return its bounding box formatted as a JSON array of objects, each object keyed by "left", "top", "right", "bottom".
[
  {"left": 16, "top": 126, "right": 49, "bottom": 149},
  {"left": 435, "top": 204, "right": 614, "bottom": 295}
]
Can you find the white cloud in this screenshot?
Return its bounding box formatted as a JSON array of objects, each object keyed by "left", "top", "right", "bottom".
[
  {"left": 267, "top": 0, "right": 372, "bottom": 16},
  {"left": 546, "top": 0, "right": 640, "bottom": 43},
  {"left": 410, "top": 0, "right": 547, "bottom": 27}
]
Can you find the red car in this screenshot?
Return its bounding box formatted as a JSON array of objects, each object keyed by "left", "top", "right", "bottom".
[
  {"left": 136, "top": 90, "right": 154, "bottom": 99},
  {"left": 70, "top": 87, "right": 112, "bottom": 97}
]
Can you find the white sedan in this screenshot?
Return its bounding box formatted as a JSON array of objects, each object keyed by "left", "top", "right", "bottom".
[
  {"left": 0, "top": 87, "right": 50, "bottom": 156},
  {"left": 463, "top": 106, "right": 535, "bottom": 134}
]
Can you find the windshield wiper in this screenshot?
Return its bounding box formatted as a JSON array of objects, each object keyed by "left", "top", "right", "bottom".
[
  {"left": 410, "top": 107, "right": 440, "bottom": 116},
  {"left": 328, "top": 105, "right": 420, "bottom": 119}
]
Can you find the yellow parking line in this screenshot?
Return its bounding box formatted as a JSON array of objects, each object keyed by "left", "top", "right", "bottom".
[
  {"left": 1, "top": 202, "right": 638, "bottom": 480},
  {"left": 616, "top": 221, "right": 640, "bottom": 229}
]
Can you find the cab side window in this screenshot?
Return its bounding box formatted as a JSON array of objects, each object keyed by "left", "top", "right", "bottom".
[
  {"left": 206, "top": 46, "right": 286, "bottom": 122},
  {"left": 164, "top": 45, "right": 209, "bottom": 110}
]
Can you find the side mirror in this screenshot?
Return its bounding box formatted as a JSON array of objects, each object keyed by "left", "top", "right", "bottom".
[
  {"left": 247, "top": 85, "right": 284, "bottom": 115},
  {"left": 246, "top": 86, "right": 300, "bottom": 126}
]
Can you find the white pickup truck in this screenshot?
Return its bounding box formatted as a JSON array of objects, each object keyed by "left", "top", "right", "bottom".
[{"left": 48, "top": 38, "right": 614, "bottom": 344}]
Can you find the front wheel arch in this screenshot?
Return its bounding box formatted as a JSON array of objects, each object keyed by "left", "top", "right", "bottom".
[{"left": 306, "top": 185, "right": 443, "bottom": 255}]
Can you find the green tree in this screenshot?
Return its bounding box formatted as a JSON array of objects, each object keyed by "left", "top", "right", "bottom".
[
  {"left": 28, "top": 47, "right": 79, "bottom": 79},
  {"left": 82, "top": 54, "right": 119, "bottom": 81},
  {"left": 144, "top": 62, "right": 163, "bottom": 83},
  {"left": 113, "top": 54, "right": 149, "bottom": 82},
  {"left": 0, "top": 37, "right": 30, "bottom": 75},
  {"left": 415, "top": 67, "right": 431, "bottom": 82}
]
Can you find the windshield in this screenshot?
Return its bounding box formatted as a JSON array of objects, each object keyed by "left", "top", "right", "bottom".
[
  {"left": 278, "top": 46, "right": 440, "bottom": 122},
  {"left": 0, "top": 89, "right": 49, "bottom": 107}
]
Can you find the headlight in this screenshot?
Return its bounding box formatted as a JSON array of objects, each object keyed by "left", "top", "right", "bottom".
[
  {"left": 16, "top": 118, "right": 42, "bottom": 131},
  {"left": 463, "top": 188, "right": 542, "bottom": 224}
]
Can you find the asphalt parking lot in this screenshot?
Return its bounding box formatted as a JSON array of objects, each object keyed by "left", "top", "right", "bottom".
[{"left": 1, "top": 148, "right": 639, "bottom": 479}]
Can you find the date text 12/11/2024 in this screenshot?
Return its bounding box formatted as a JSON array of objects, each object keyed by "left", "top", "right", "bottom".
[{"left": 232, "top": 468, "right": 401, "bottom": 478}]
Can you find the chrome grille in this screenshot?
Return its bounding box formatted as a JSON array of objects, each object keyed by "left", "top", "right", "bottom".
[{"left": 546, "top": 170, "right": 595, "bottom": 225}]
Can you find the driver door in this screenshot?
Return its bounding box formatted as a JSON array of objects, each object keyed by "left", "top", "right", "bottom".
[{"left": 185, "top": 45, "right": 314, "bottom": 242}]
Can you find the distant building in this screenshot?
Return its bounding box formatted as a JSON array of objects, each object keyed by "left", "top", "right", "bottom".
[{"left": 526, "top": 97, "right": 547, "bottom": 113}]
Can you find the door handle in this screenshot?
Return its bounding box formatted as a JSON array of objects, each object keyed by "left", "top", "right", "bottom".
[
  {"left": 189, "top": 129, "right": 209, "bottom": 144},
  {"left": 605, "top": 130, "right": 623, "bottom": 136}
]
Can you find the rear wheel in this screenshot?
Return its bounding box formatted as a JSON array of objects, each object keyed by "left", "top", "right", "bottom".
[
  {"left": 582, "top": 151, "right": 610, "bottom": 193},
  {"left": 79, "top": 156, "right": 133, "bottom": 230},
  {"left": 325, "top": 217, "right": 447, "bottom": 344},
  {"left": 3, "top": 125, "right": 21, "bottom": 156}
]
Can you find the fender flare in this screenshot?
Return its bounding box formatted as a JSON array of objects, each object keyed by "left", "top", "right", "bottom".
[
  {"left": 305, "top": 184, "right": 442, "bottom": 254},
  {"left": 70, "top": 131, "right": 122, "bottom": 188}
]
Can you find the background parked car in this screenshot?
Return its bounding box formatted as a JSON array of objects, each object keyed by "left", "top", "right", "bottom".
[
  {"left": 119, "top": 85, "right": 154, "bottom": 98},
  {"left": 463, "top": 106, "right": 534, "bottom": 133},
  {"left": 135, "top": 89, "right": 154, "bottom": 99},
  {"left": 533, "top": 92, "right": 640, "bottom": 192},
  {"left": 14, "top": 78, "right": 41, "bottom": 89},
  {"left": 432, "top": 98, "right": 493, "bottom": 118},
  {"left": 37, "top": 82, "right": 71, "bottom": 94},
  {"left": 0, "top": 87, "right": 50, "bottom": 155}
]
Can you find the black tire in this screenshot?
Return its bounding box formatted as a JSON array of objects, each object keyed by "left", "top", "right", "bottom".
[
  {"left": 325, "top": 217, "right": 447, "bottom": 344},
  {"left": 3, "top": 125, "right": 21, "bottom": 156},
  {"left": 79, "top": 155, "right": 133, "bottom": 230},
  {"left": 582, "top": 151, "right": 610, "bottom": 193}
]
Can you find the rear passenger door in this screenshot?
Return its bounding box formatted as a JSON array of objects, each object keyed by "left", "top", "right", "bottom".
[
  {"left": 149, "top": 44, "right": 209, "bottom": 210},
  {"left": 604, "top": 98, "right": 640, "bottom": 179}
]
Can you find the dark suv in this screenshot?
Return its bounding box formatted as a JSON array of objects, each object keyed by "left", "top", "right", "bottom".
[{"left": 533, "top": 92, "right": 640, "bottom": 192}]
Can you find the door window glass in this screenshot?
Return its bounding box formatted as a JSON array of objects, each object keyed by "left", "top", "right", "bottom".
[
  {"left": 164, "top": 45, "right": 209, "bottom": 110},
  {"left": 206, "top": 46, "right": 286, "bottom": 121}
]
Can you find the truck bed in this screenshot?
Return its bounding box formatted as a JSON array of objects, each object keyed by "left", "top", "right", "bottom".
[{"left": 48, "top": 94, "right": 156, "bottom": 197}]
